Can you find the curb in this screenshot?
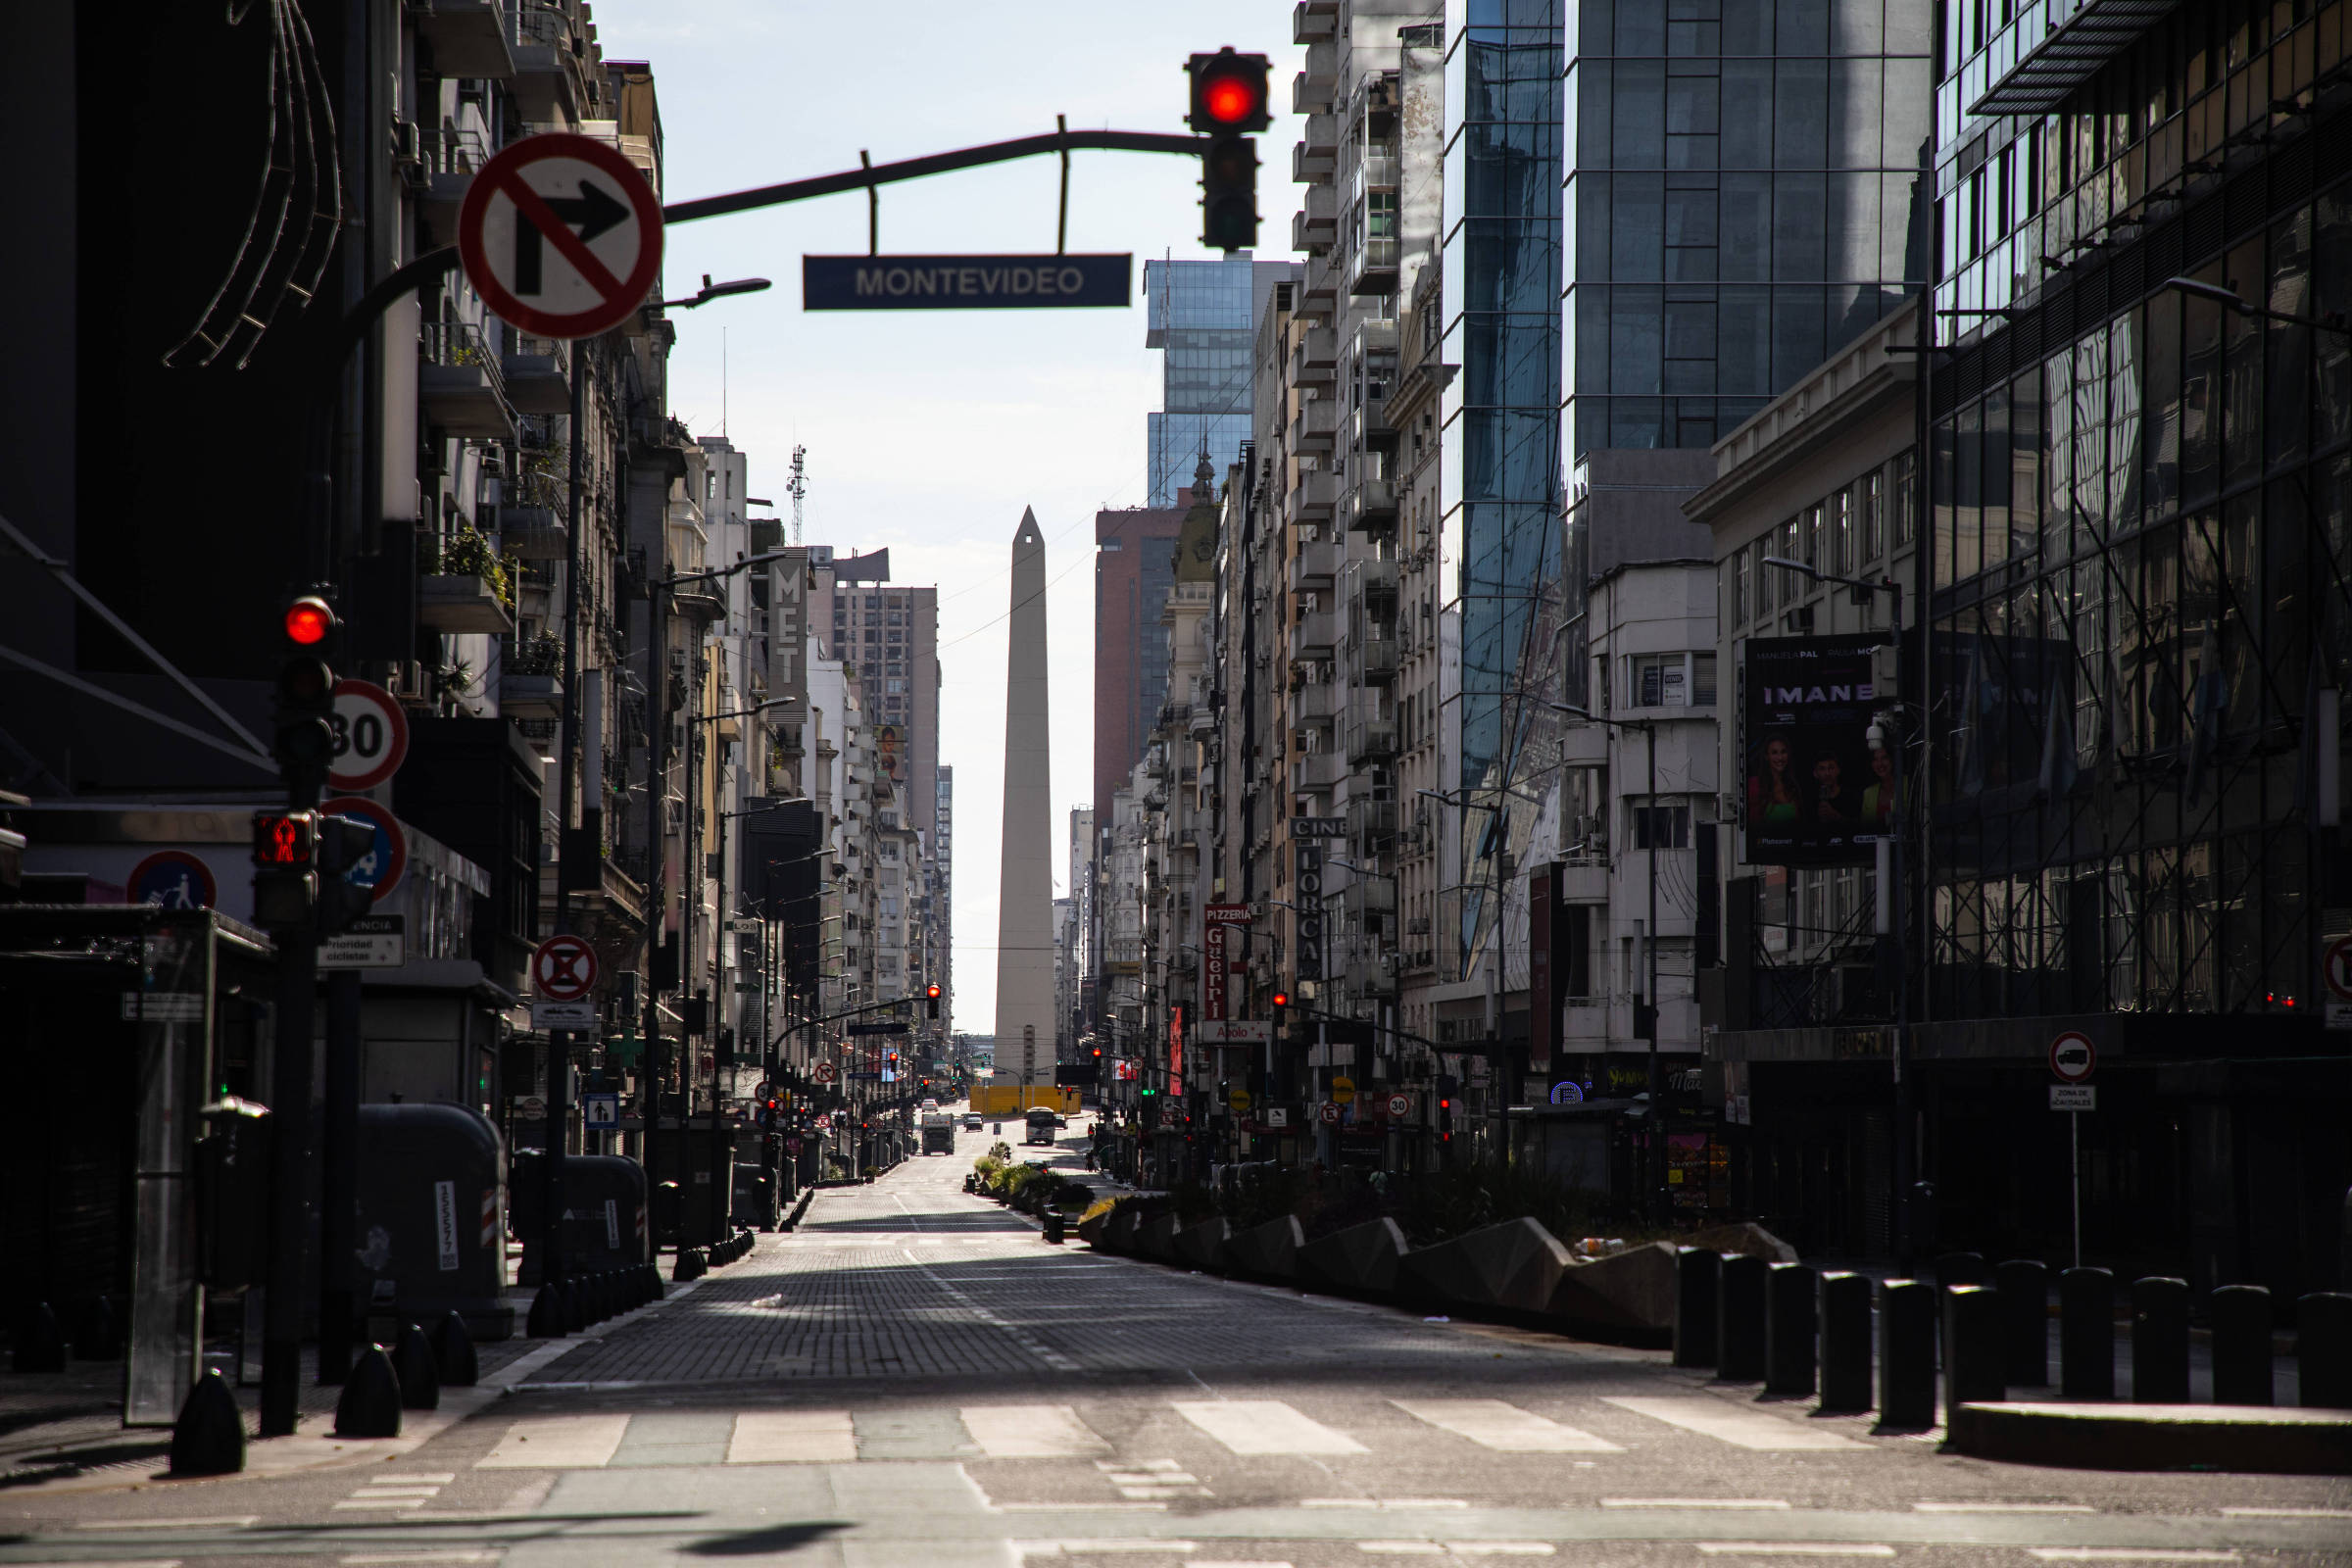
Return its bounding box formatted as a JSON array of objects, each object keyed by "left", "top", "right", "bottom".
[{"left": 1946, "top": 1399, "right": 2352, "bottom": 1475}]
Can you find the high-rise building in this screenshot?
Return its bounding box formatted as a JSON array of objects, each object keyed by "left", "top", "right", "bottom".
[
  {"left": 1092, "top": 500, "right": 1185, "bottom": 826},
  {"left": 1145, "top": 258, "right": 1299, "bottom": 507}
]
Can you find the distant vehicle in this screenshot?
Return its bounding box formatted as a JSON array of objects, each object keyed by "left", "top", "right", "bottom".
[
  {"left": 961, "top": 1112, "right": 983, "bottom": 1131},
  {"left": 1023, "top": 1106, "right": 1058, "bottom": 1147},
  {"left": 920, "top": 1097, "right": 940, "bottom": 1111},
  {"left": 919, "top": 1106, "right": 955, "bottom": 1155}
]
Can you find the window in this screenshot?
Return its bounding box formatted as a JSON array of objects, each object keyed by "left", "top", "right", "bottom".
[
  {"left": 1891, "top": 451, "right": 1917, "bottom": 546},
  {"left": 1692, "top": 653, "right": 1717, "bottom": 707},
  {"left": 1732, "top": 552, "right": 1751, "bottom": 626},
  {"left": 1632, "top": 803, "right": 1690, "bottom": 850},
  {"left": 1631, "top": 652, "right": 1716, "bottom": 707},
  {"left": 885, "top": 678, "right": 906, "bottom": 693},
  {"left": 1861, "top": 471, "right": 1885, "bottom": 563}
]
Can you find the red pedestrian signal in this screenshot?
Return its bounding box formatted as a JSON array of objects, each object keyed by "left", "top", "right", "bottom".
[
  {"left": 1187, "top": 49, "right": 1271, "bottom": 132},
  {"left": 283, "top": 596, "right": 335, "bottom": 647},
  {"left": 252, "top": 811, "right": 317, "bottom": 865}
]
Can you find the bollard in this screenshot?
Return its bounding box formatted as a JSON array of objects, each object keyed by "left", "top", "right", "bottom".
[
  {"left": 1996, "top": 1259, "right": 2049, "bottom": 1387},
  {"left": 1764, "top": 1262, "right": 1819, "bottom": 1397},
  {"left": 2058, "top": 1267, "right": 2115, "bottom": 1399},
  {"left": 74, "top": 1297, "right": 122, "bottom": 1361},
  {"left": 1878, "top": 1279, "right": 1936, "bottom": 1429},
  {"left": 1674, "top": 1249, "right": 1721, "bottom": 1369},
  {"left": 430, "top": 1309, "right": 479, "bottom": 1387},
  {"left": 170, "top": 1369, "right": 245, "bottom": 1475},
  {"left": 1817, "top": 1271, "right": 1873, "bottom": 1414},
  {"left": 525, "top": 1282, "right": 567, "bottom": 1339},
  {"left": 672, "top": 1246, "right": 705, "bottom": 1283},
  {"left": 392, "top": 1322, "right": 441, "bottom": 1411},
  {"left": 1718, "top": 1254, "right": 1769, "bottom": 1381},
  {"left": 1934, "top": 1251, "right": 1987, "bottom": 1291},
  {"left": 11, "top": 1302, "right": 67, "bottom": 1373},
  {"left": 334, "top": 1344, "right": 405, "bottom": 1438},
  {"left": 2209, "top": 1284, "right": 2274, "bottom": 1406},
  {"left": 2297, "top": 1293, "right": 2352, "bottom": 1409},
  {"left": 1943, "top": 1284, "right": 2004, "bottom": 1416},
  {"left": 643, "top": 1262, "right": 665, "bottom": 1300},
  {"left": 1043, "top": 1210, "right": 1065, "bottom": 1245},
  {"left": 557, "top": 1279, "right": 587, "bottom": 1334},
  {"left": 2131, "top": 1276, "right": 2190, "bottom": 1403}
]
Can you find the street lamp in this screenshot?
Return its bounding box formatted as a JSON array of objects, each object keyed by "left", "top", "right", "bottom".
[
  {"left": 2160, "top": 275, "right": 2352, "bottom": 336},
  {"left": 659, "top": 273, "right": 774, "bottom": 311}
]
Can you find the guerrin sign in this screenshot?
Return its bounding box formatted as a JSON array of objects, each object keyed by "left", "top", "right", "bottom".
[{"left": 804, "top": 253, "right": 1132, "bottom": 311}]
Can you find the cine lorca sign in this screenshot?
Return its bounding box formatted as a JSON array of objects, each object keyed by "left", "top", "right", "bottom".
[{"left": 804, "top": 253, "right": 1131, "bottom": 310}]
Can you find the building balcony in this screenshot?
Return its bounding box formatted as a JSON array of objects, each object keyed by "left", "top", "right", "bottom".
[
  {"left": 1356, "top": 147, "right": 1399, "bottom": 195},
  {"left": 413, "top": 0, "right": 515, "bottom": 78},
  {"left": 1291, "top": 324, "right": 1337, "bottom": 387},
  {"left": 1297, "top": 749, "right": 1344, "bottom": 793},
  {"left": 501, "top": 333, "right": 570, "bottom": 415},
  {"left": 413, "top": 123, "right": 493, "bottom": 246},
  {"left": 499, "top": 672, "right": 563, "bottom": 720},
  {"left": 1348, "top": 716, "right": 1397, "bottom": 763},
  {"left": 419, "top": 572, "right": 515, "bottom": 634},
  {"left": 418, "top": 320, "right": 515, "bottom": 440},
  {"left": 1354, "top": 633, "right": 1399, "bottom": 682},
  {"left": 1344, "top": 877, "right": 1396, "bottom": 918},
  {"left": 1294, "top": 677, "right": 1340, "bottom": 723},
  {"left": 1293, "top": 609, "right": 1337, "bottom": 657},
  {"left": 1563, "top": 997, "right": 1610, "bottom": 1044},
  {"left": 1350, "top": 235, "right": 1400, "bottom": 297},
  {"left": 1287, "top": 466, "right": 1336, "bottom": 522},
  {"left": 1294, "top": 117, "right": 1338, "bottom": 181},
  {"left": 1291, "top": 533, "right": 1340, "bottom": 587},
  {"left": 1294, "top": 40, "right": 1338, "bottom": 114},
  {"left": 1294, "top": 182, "right": 1339, "bottom": 253},
  {"left": 511, "top": 1, "right": 587, "bottom": 123},
  {"left": 496, "top": 502, "right": 567, "bottom": 560},
  {"left": 1293, "top": 0, "right": 1338, "bottom": 41},
  {"left": 1348, "top": 795, "right": 1397, "bottom": 846},
  {"left": 1293, "top": 394, "right": 1339, "bottom": 455},
  {"left": 1344, "top": 475, "right": 1398, "bottom": 531},
  {"left": 1558, "top": 859, "right": 1610, "bottom": 905}
]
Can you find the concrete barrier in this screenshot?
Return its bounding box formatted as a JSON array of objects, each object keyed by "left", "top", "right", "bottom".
[
  {"left": 1175, "top": 1214, "right": 1231, "bottom": 1273},
  {"left": 1103, "top": 1204, "right": 1145, "bottom": 1254},
  {"left": 1298, "top": 1217, "right": 1409, "bottom": 1297},
  {"left": 1687, "top": 1222, "right": 1797, "bottom": 1263},
  {"left": 1076, "top": 1206, "right": 1113, "bottom": 1248},
  {"left": 1948, "top": 1400, "right": 2352, "bottom": 1474},
  {"left": 1138, "top": 1212, "right": 1183, "bottom": 1262},
  {"left": 1401, "top": 1217, "right": 1573, "bottom": 1314},
  {"left": 1225, "top": 1215, "right": 1304, "bottom": 1282},
  {"left": 1549, "top": 1242, "right": 1678, "bottom": 1342}
]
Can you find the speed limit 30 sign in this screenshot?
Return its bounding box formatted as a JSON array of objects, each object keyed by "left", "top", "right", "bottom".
[{"left": 328, "top": 679, "right": 410, "bottom": 791}]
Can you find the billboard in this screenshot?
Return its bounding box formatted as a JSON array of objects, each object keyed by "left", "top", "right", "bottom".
[{"left": 1741, "top": 634, "right": 1892, "bottom": 866}]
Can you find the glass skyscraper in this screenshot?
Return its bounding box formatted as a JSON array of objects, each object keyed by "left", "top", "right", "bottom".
[
  {"left": 1562, "top": 0, "right": 1934, "bottom": 457},
  {"left": 1144, "top": 257, "right": 1295, "bottom": 507}
]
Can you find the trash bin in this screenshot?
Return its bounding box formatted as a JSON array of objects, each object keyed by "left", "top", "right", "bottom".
[
  {"left": 512, "top": 1152, "right": 651, "bottom": 1280},
  {"left": 352, "top": 1103, "right": 514, "bottom": 1341}
]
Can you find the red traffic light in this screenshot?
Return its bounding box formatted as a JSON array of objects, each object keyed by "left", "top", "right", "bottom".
[
  {"left": 1270, "top": 990, "right": 1290, "bottom": 1009},
  {"left": 1188, "top": 48, "right": 1271, "bottom": 132},
  {"left": 283, "top": 596, "right": 335, "bottom": 646},
  {"left": 926, "top": 983, "right": 942, "bottom": 1000}
]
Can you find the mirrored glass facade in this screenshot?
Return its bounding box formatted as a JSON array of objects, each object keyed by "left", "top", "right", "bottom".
[{"left": 1145, "top": 258, "right": 1294, "bottom": 506}]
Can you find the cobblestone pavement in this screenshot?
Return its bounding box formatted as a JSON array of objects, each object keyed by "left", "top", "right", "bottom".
[{"left": 3, "top": 1122, "right": 2347, "bottom": 1568}]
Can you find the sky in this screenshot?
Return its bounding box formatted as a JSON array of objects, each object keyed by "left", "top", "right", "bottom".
[{"left": 590, "top": 2, "right": 1308, "bottom": 1033}]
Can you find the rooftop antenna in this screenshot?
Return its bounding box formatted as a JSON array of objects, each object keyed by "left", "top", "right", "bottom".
[{"left": 787, "top": 444, "right": 808, "bottom": 546}]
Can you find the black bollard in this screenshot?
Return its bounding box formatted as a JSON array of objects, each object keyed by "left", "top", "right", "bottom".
[
  {"left": 672, "top": 1247, "right": 705, "bottom": 1283},
  {"left": 2058, "top": 1267, "right": 2115, "bottom": 1399},
  {"left": 1718, "top": 1254, "right": 1769, "bottom": 1380},
  {"left": 2297, "top": 1293, "right": 2352, "bottom": 1408},
  {"left": 393, "top": 1322, "right": 441, "bottom": 1411},
  {"left": 170, "top": 1368, "right": 246, "bottom": 1476},
  {"left": 1934, "top": 1251, "right": 1987, "bottom": 1291},
  {"left": 1878, "top": 1279, "right": 1936, "bottom": 1429},
  {"left": 1043, "top": 1210, "right": 1065, "bottom": 1245},
  {"left": 74, "top": 1297, "right": 122, "bottom": 1361},
  {"left": 1817, "top": 1271, "right": 1872, "bottom": 1413},
  {"left": 1764, "top": 1262, "right": 1819, "bottom": 1397},
  {"left": 1674, "top": 1249, "right": 1721, "bottom": 1369},
  {"left": 333, "top": 1344, "right": 405, "bottom": 1438},
  {"left": 643, "top": 1262, "right": 665, "bottom": 1301},
  {"left": 2209, "top": 1284, "right": 2274, "bottom": 1406},
  {"left": 591, "top": 1273, "right": 613, "bottom": 1321},
  {"left": 1943, "top": 1284, "right": 2004, "bottom": 1416},
  {"left": 2131, "top": 1276, "right": 2190, "bottom": 1403},
  {"left": 11, "top": 1302, "right": 67, "bottom": 1373},
  {"left": 1996, "top": 1259, "right": 2049, "bottom": 1387},
  {"left": 526, "top": 1282, "right": 568, "bottom": 1339},
  {"left": 430, "top": 1309, "right": 479, "bottom": 1387}
]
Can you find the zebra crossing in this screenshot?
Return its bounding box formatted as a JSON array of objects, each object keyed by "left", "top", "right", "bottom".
[{"left": 467, "top": 1395, "right": 1873, "bottom": 1469}]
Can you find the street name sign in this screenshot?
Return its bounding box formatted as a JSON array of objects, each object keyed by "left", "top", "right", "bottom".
[
  {"left": 846, "top": 1020, "right": 909, "bottom": 1036},
  {"left": 320, "top": 913, "right": 406, "bottom": 970},
  {"left": 327, "top": 679, "right": 409, "bottom": 791},
  {"left": 803, "top": 254, "right": 1131, "bottom": 311},
  {"left": 460, "top": 132, "right": 664, "bottom": 339}
]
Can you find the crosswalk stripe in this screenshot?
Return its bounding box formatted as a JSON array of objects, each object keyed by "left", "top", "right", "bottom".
[
  {"left": 1392, "top": 1398, "right": 1622, "bottom": 1453},
  {"left": 1174, "top": 1399, "right": 1369, "bottom": 1455},
  {"left": 477, "top": 1413, "right": 630, "bottom": 1468},
  {"left": 1600, "top": 1396, "right": 1867, "bottom": 1452},
  {"left": 963, "top": 1404, "right": 1112, "bottom": 1457},
  {"left": 727, "top": 1410, "right": 858, "bottom": 1463}
]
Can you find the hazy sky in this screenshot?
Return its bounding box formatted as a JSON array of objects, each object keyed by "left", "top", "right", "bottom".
[{"left": 590, "top": 2, "right": 1307, "bottom": 1032}]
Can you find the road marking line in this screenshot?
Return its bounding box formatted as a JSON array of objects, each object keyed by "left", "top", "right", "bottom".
[
  {"left": 2026, "top": 1554, "right": 2240, "bottom": 1563},
  {"left": 1392, "top": 1398, "right": 1623, "bottom": 1454},
  {"left": 963, "top": 1403, "right": 1113, "bottom": 1458},
  {"left": 1358, "top": 1545, "right": 1447, "bottom": 1555},
  {"left": 1694, "top": 1546, "right": 1894, "bottom": 1558},
  {"left": 1175, "top": 1399, "right": 1369, "bottom": 1455},
  {"left": 6, "top": 1561, "right": 182, "bottom": 1567},
  {"left": 1016, "top": 1543, "right": 1200, "bottom": 1554},
  {"left": 1914, "top": 1503, "right": 2093, "bottom": 1514},
  {"left": 332, "top": 1499, "right": 429, "bottom": 1511},
  {"left": 349, "top": 1486, "right": 444, "bottom": 1496},
  {"left": 2220, "top": 1507, "right": 2352, "bottom": 1518},
  {"left": 997, "top": 1503, "right": 1171, "bottom": 1512},
  {"left": 476, "top": 1413, "right": 630, "bottom": 1469},
  {"left": 726, "top": 1409, "right": 857, "bottom": 1463},
  {"left": 1603, "top": 1499, "right": 1791, "bottom": 1510},
  {"left": 340, "top": 1556, "right": 501, "bottom": 1565},
  {"left": 365, "top": 1473, "right": 457, "bottom": 1484},
  {"left": 1447, "top": 1546, "right": 1554, "bottom": 1556},
  {"left": 74, "top": 1519, "right": 256, "bottom": 1531},
  {"left": 1196, "top": 1561, "right": 1294, "bottom": 1568},
  {"left": 1601, "top": 1397, "right": 1867, "bottom": 1451},
  {"left": 1303, "top": 1499, "right": 1470, "bottom": 1510}
]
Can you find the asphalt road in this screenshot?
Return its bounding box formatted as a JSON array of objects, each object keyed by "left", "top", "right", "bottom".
[{"left": 5, "top": 1121, "right": 2347, "bottom": 1568}]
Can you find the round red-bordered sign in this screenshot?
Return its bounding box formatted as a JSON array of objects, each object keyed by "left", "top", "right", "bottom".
[
  {"left": 2048, "top": 1030, "right": 2096, "bottom": 1084},
  {"left": 321, "top": 796, "right": 408, "bottom": 905},
  {"left": 127, "top": 850, "right": 217, "bottom": 911},
  {"left": 532, "top": 933, "right": 600, "bottom": 1001},
  {"left": 2325, "top": 936, "right": 2352, "bottom": 1003},
  {"left": 458, "top": 132, "right": 664, "bottom": 341},
  {"left": 327, "top": 679, "right": 410, "bottom": 792}
]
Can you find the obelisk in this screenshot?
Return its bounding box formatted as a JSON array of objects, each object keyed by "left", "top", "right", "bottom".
[{"left": 994, "top": 509, "right": 1055, "bottom": 1102}]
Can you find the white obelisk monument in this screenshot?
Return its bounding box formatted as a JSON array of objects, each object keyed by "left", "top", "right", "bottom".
[{"left": 993, "top": 509, "right": 1055, "bottom": 1102}]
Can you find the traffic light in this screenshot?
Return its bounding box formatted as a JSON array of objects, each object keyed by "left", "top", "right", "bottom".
[
  {"left": 1187, "top": 48, "right": 1268, "bottom": 253},
  {"left": 1437, "top": 1097, "right": 1453, "bottom": 1142},
  {"left": 1269, "top": 990, "right": 1290, "bottom": 1011},
  {"left": 274, "top": 596, "right": 338, "bottom": 800},
  {"left": 926, "top": 982, "right": 942, "bottom": 1019},
  {"left": 315, "top": 812, "right": 374, "bottom": 936},
  {"left": 251, "top": 809, "right": 318, "bottom": 930}
]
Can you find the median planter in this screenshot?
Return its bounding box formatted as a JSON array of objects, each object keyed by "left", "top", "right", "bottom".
[
  {"left": 1400, "top": 1216, "right": 1572, "bottom": 1314},
  {"left": 1548, "top": 1242, "right": 1679, "bottom": 1344},
  {"left": 1103, "top": 1203, "right": 1145, "bottom": 1253},
  {"left": 1175, "top": 1214, "right": 1231, "bottom": 1273},
  {"left": 1225, "top": 1214, "right": 1303, "bottom": 1282},
  {"left": 1138, "top": 1211, "right": 1183, "bottom": 1261},
  {"left": 1297, "top": 1217, "right": 1408, "bottom": 1297}
]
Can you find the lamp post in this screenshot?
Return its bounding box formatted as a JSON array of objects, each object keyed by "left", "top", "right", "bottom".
[
  {"left": 1415, "top": 783, "right": 1542, "bottom": 1162},
  {"left": 1759, "top": 554, "right": 1912, "bottom": 1265}
]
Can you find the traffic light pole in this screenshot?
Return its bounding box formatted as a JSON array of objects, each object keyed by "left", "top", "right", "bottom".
[
  {"left": 542, "top": 348, "right": 588, "bottom": 1301},
  {"left": 318, "top": 967, "right": 363, "bottom": 1383}
]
